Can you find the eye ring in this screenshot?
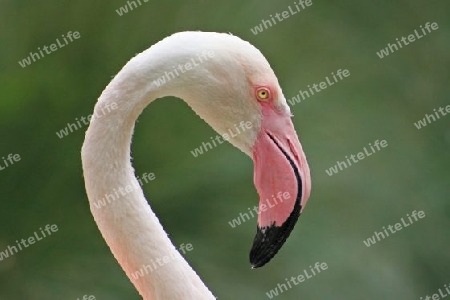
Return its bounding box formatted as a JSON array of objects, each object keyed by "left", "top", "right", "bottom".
[{"left": 256, "top": 87, "right": 270, "bottom": 102}]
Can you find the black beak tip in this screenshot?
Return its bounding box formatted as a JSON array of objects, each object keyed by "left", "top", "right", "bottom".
[
  {"left": 249, "top": 218, "right": 300, "bottom": 269},
  {"left": 250, "top": 253, "right": 269, "bottom": 269}
]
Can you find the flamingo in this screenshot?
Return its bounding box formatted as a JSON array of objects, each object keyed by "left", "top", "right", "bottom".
[{"left": 81, "top": 31, "right": 311, "bottom": 299}]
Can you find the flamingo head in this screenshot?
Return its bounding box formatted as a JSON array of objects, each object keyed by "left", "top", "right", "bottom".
[{"left": 155, "top": 32, "right": 312, "bottom": 268}]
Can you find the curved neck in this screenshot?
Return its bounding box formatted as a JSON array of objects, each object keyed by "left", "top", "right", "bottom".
[{"left": 81, "top": 51, "right": 215, "bottom": 299}]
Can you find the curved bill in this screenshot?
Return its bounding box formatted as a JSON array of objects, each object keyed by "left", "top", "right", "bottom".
[{"left": 250, "top": 108, "right": 311, "bottom": 268}]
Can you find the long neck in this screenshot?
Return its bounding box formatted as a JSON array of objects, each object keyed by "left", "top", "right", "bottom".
[{"left": 81, "top": 49, "right": 215, "bottom": 299}]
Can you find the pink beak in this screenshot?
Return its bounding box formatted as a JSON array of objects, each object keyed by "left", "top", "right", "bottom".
[{"left": 250, "top": 104, "right": 311, "bottom": 268}]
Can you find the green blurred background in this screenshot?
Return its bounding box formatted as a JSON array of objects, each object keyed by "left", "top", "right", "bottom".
[{"left": 1, "top": 0, "right": 449, "bottom": 299}]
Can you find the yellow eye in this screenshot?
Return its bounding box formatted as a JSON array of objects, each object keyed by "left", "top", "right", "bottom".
[{"left": 256, "top": 88, "right": 270, "bottom": 101}]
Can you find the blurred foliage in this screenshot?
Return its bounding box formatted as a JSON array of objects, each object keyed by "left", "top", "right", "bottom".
[{"left": 0, "top": 0, "right": 449, "bottom": 299}]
